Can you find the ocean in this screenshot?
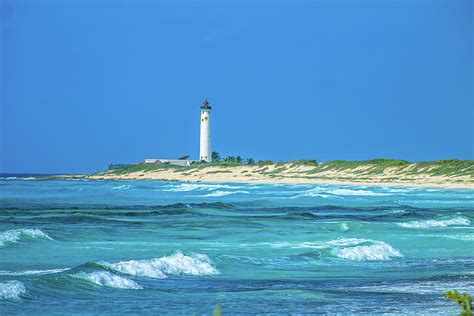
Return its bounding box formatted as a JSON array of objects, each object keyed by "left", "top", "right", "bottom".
[{"left": 0, "top": 177, "right": 473, "bottom": 314}]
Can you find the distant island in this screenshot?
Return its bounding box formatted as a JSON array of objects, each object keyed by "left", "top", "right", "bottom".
[{"left": 82, "top": 158, "right": 474, "bottom": 189}]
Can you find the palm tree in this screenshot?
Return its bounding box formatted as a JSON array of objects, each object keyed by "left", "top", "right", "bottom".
[
  {"left": 212, "top": 151, "right": 221, "bottom": 162},
  {"left": 236, "top": 156, "right": 243, "bottom": 164},
  {"left": 225, "top": 156, "right": 236, "bottom": 162},
  {"left": 246, "top": 158, "right": 255, "bottom": 165}
]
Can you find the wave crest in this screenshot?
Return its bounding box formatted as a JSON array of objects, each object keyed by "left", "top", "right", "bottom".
[
  {"left": 0, "top": 281, "right": 26, "bottom": 300},
  {"left": 164, "top": 183, "right": 240, "bottom": 192},
  {"left": 328, "top": 188, "right": 389, "bottom": 196},
  {"left": 0, "top": 228, "right": 52, "bottom": 247},
  {"left": 72, "top": 271, "right": 142, "bottom": 290},
  {"left": 329, "top": 238, "right": 403, "bottom": 261},
  {"left": 200, "top": 190, "right": 249, "bottom": 197},
  {"left": 110, "top": 185, "right": 134, "bottom": 190},
  {"left": 286, "top": 238, "right": 403, "bottom": 261},
  {"left": 292, "top": 186, "right": 389, "bottom": 198},
  {"left": 398, "top": 216, "right": 470, "bottom": 228},
  {"left": 99, "top": 251, "right": 219, "bottom": 279},
  {"left": 0, "top": 268, "right": 69, "bottom": 276}
]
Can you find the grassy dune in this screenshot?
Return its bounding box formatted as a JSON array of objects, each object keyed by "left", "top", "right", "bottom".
[
  {"left": 110, "top": 159, "right": 473, "bottom": 177},
  {"left": 95, "top": 159, "right": 473, "bottom": 188}
]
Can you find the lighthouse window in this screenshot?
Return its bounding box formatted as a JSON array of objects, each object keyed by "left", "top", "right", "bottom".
[{"left": 205, "top": 117, "right": 208, "bottom": 121}]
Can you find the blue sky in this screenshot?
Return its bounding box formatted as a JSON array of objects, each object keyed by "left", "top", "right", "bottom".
[{"left": 1, "top": 0, "right": 472, "bottom": 174}]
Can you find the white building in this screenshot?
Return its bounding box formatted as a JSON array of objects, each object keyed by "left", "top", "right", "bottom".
[
  {"left": 199, "top": 99, "right": 212, "bottom": 162},
  {"left": 144, "top": 158, "right": 193, "bottom": 166}
]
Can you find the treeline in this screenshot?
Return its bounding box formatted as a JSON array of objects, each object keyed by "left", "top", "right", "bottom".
[
  {"left": 210, "top": 152, "right": 317, "bottom": 166},
  {"left": 211, "top": 151, "right": 262, "bottom": 165}
]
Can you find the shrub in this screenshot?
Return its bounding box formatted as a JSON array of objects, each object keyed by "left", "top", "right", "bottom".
[{"left": 257, "top": 160, "right": 274, "bottom": 166}]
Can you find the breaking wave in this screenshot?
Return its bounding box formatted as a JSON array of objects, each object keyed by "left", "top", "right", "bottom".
[
  {"left": 110, "top": 185, "right": 134, "bottom": 190},
  {"left": 291, "top": 187, "right": 389, "bottom": 198},
  {"left": 398, "top": 216, "right": 470, "bottom": 228},
  {"left": 71, "top": 271, "right": 142, "bottom": 290},
  {"left": 164, "top": 183, "right": 240, "bottom": 192},
  {"left": 200, "top": 190, "right": 249, "bottom": 197},
  {"left": 329, "top": 238, "right": 403, "bottom": 261},
  {"left": 327, "top": 188, "right": 389, "bottom": 196},
  {"left": 291, "top": 188, "right": 331, "bottom": 199},
  {"left": 285, "top": 238, "right": 403, "bottom": 261},
  {"left": 98, "top": 251, "right": 219, "bottom": 279},
  {"left": 0, "top": 281, "right": 26, "bottom": 300},
  {"left": 0, "top": 228, "right": 52, "bottom": 247}
]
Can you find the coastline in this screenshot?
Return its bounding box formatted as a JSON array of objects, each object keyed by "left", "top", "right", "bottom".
[{"left": 84, "top": 162, "right": 474, "bottom": 190}]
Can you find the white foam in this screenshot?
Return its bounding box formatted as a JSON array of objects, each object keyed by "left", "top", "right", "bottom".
[
  {"left": 377, "top": 186, "right": 418, "bottom": 193},
  {"left": 291, "top": 186, "right": 388, "bottom": 198},
  {"left": 282, "top": 238, "right": 403, "bottom": 261},
  {"left": 354, "top": 280, "right": 474, "bottom": 295},
  {"left": 0, "top": 228, "right": 52, "bottom": 247},
  {"left": 0, "top": 281, "right": 26, "bottom": 300},
  {"left": 331, "top": 239, "right": 403, "bottom": 261},
  {"left": 398, "top": 216, "right": 471, "bottom": 228},
  {"left": 72, "top": 271, "right": 142, "bottom": 290},
  {"left": 110, "top": 184, "right": 133, "bottom": 190},
  {"left": 100, "top": 251, "right": 219, "bottom": 279},
  {"left": 295, "top": 188, "right": 331, "bottom": 198},
  {"left": 0, "top": 268, "right": 69, "bottom": 276},
  {"left": 327, "top": 188, "right": 389, "bottom": 196},
  {"left": 200, "top": 190, "right": 249, "bottom": 197},
  {"left": 164, "top": 183, "right": 239, "bottom": 192},
  {"left": 340, "top": 223, "right": 349, "bottom": 231}
]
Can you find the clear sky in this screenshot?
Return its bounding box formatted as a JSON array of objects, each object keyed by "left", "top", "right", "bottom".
[{"left": 1, "top": 0, "right": 472, "bottom": 174}]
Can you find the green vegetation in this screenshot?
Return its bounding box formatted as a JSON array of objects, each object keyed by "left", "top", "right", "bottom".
[
  {"left": 310, "top": 159, "right": 473, "bottom": 177},
  {"left": 257, "top": 160, "right": 274, "bottom": 166},
  {"left": 109, "top": 163, "right": 184, "bottom": 174},
  {"left": 193, "top": 161, "right": 241, "bottom": 168},
  {"left": 105, "top": 158, "right": 473, "bottom": 182},
  {"left": 446, "top": 290, "right": 472, "bottom": 316},
  {"left": 210, "top": 152, "right": 256, "bottom": 165},
  {"left": 211, "top": 151, "right": 221, "bottom": 162},
  {"left": 213, "top": 304, "right": 222, "bottom": 316},
  {"left": 290, "top": 159, "right": 318, "bottom": 167},
  {"left": 207, "top": 170, "right": 232, "bottom": 174}
]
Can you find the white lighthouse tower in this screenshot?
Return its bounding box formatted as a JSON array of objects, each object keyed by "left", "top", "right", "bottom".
[{"left": 199, "top": 99, "right": 212, "bottom": 162}]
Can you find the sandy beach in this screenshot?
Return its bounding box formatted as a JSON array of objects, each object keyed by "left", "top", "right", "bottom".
[{"left": 86, "top": 163, "right": 474, "bottom": 189}]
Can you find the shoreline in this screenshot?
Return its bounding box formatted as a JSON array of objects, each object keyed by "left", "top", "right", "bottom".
[
  {"left": 83, "top": 176, "right": 474, "bottom": 190},
  {"left": 10, "top": 160, "right": 471, "bottom": 190},
  {"left": 83, "top": 162, "right": 474, "bottom": 190}
]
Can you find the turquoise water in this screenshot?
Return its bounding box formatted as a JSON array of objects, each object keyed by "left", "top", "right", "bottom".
[{"left": 0, "top": 178, "right": 473, "bottom": 314}]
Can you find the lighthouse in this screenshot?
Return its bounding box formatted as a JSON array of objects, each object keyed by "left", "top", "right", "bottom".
[{"left": 199, "top": 99, "right": 212, "bottom": 162}]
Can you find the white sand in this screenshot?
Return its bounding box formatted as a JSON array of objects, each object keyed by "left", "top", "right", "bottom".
[{"left": 87, "top": 163, "right": 474, "bottom": 189}]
